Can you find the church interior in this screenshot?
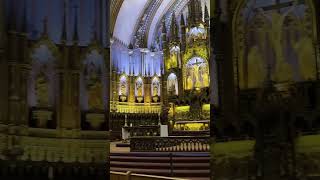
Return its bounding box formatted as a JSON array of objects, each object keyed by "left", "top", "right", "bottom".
[{"left": 0, "top": 0, "right": 320, "bottom": 180}]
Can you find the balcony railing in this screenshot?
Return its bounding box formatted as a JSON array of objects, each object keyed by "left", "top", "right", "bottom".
[
  {"left": 111, "top": 171, "right": 188, "bottom": 180},
  {"left": 130, "top": 136, "right": 210, "bottom": 152}
]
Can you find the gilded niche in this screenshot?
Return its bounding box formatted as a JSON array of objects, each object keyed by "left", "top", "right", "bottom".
[
  {"left": 119, "top": 75, "right": 128, "bottom": 96},
  {"left": 152, "top": 77, "right": 160, "bottom": 97},
  {"left": 167, "top": 73, "right": 178, "bottom": 95},
  {"left": 135, "top": 77, "right": 144, "bottom": 97}
]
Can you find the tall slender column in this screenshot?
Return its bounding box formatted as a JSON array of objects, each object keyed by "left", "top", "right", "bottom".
[
  {"left": 0, "top": 0, "right": 8, "bottom": 124},
  {"left": 144, "top": 76, "right": 151, "bottom": 105},
  {"left": 18, "top": 0, "right": 30, "bottom": 127},
  {"left": 7, "top": 0, "right": 20, "bottom": 126}
]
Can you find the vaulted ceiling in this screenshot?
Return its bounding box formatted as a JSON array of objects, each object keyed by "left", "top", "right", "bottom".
[{"left": 111, "top": 0, "right": 210, "bottom": 48}]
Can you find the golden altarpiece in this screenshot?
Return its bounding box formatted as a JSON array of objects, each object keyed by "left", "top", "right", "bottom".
[{"left": 109, "top": 0, "right": 210, "bottom": 138}]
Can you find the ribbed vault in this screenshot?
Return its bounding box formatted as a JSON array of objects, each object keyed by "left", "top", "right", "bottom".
[{"left": 111, "top": 0, "right": 210, "bottom": 48}]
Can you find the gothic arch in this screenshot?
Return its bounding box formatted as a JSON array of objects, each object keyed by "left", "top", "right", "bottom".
[
  {"left": 29, "top": 39, "right": 61, "bottom": 65},
  {"left": 80, "top": 46, "right": 106, "bottom": 70}
]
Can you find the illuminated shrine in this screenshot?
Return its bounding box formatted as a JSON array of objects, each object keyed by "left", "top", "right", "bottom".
[{"left": 110, "top": 0, "right": 211, "bottom": 139}]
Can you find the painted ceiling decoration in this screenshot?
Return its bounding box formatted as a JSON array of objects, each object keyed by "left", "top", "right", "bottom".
[{"left": 112, "top": 0, "right": 210, "bottom": 49}]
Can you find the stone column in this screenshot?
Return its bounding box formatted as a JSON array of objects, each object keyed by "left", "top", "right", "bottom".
[
  {"left": 7, "top": 27, "right": 20, "bottom": 126},
  {"left": 19, "top": 64, "right": 30, "bottom": 126},
  {"left": 0, "top": 0, "right": 7, "bottom": 125},
  {"left": 129, "top": 75, "right": 135, "bottom": 103},
  {"left": 105, "top": 48, "right": 110, "bottom": 131}
]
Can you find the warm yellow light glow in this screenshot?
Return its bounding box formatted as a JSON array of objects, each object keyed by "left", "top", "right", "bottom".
[
  {"left": 175, "top": 106, "right": 190, "bottom": 113},
  {"left": 202, "top": 104, "right": 210, "bottom": 111},
  {"left": 174, "top": 121, "right": 209, "bottom": 131},
  {"left": 112, "top": 102, "right": 161, "bottom": 113}
]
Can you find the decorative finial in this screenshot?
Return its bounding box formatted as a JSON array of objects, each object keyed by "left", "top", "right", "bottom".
[
  {"left": 9, "top": 0, "right": 17, "bottom": 31},
  {"left": 162, "top": 20, "right": 167, "bottom": 34},
  {"left": 204, "top": 3, "right": 209, "bottom": 20},
  {"left": 73, "top": 5, "right": 79, "bottom": 42},
  {"left": 21, "top": 0, "right": 28, "bottom": 33},
  {"left": 180, "top": 14, "right": 185, "bottom": 26},
  {"left": 61, "top": 0, "right": 67, "bottom": 42},
  {"left": 42, "top": 17, "right": 48, "bottom": 37}
]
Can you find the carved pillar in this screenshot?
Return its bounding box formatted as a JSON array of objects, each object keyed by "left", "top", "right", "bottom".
[
  {"left": 105, "top": 48, "right": 110, "bottom": 131},
  {"left": 210, "top": 3, "right": 223, "bottom": 133},
  {"left": 316, "top": 40, "right": 320, "bottom": 80},
  {"left": 17, "top": 20, "right": 30, "bottom": 127},
  {"left": 129, "top": 75, "right": 135, "bottom": 103},
  {"left": 178, "top": 68, "right": 183, "bottom": 97},
  {"left": 19, "top": 64, "right": 30, "bottom": 126},
  {"left": 111, "top": 67, "right": 117, "bottom": 112},
  {"left": 57, "top": 44, "right": 74, "bottom": 129},
  {"left": 8, "top": 29, "right": 20, "bottom": 126},
  {"left": 69, "top": 45, "right": 81, "bottom": 130},
  {"left": 0, "top": 0, "right": 7, "bottom": 125},
  {"left": 144, "top": 76, "right": 151, "bottom": 105}
]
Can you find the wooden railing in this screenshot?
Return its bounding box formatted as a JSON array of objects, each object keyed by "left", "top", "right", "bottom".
[
  {"left": 110, "top": 171, "right": 189, "bottom": 180},
  {"left": 130, "top": 136, "right": 210, "bottom": 152}
]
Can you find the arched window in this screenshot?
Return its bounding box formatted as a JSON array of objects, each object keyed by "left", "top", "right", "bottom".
[
  {"left": 167, "top": 73, "right": 178, "bottom": 95},
  {"left": 236, "top": 0, "right": 317, "bottom": 89}
]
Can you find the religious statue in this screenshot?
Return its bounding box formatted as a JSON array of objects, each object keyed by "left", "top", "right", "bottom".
[
  {"left": 247, "top": 46, "right": 266, "bottom": 88},
  {"left": 167, "top": 75, "right": 178, "bottom": 95},
  {"left": 202, "top": 66, "right": 209, "bottom": 87},
  {"left": 87, "top": 65, "right": 103, "bottom": 110},
  {"left": 136, "top": 79, "right": 143, "bottom": 97},
  {"left": 119, "top": 76, "right": 127, "bottom": 96},
  {"left": 35, "top": 71, "right": 49, "bottom": 107},
  {"left": 257, "top": 1, "right": 299, "bottom": 82},
  {"left": 153, "top": 83, "right": 159, "bottom": 96},
  {"left": 170, "top": 53, "right": 178, "bottom": 68},
  {"left": 193, "top": 65, "right": 201, "bottom": 88},
  {"left": 294, "top": 33, "right": 316, "bottom": 81},
  {"left": 186, "top": 71, "right": 193, "bottom": 90}
]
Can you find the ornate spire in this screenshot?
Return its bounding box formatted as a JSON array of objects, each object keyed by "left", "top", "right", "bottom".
[
  {"left": 73, "top": 5, "right": 79, "bottom": 42},
  {"left": 170, "top": 12, "right": 178, "bottom": 41},
  {"left": 91, "top": 25, "right": 98, "bottom": 43},
  {"left": 9, "top": 0, "right": 17, "bottom": 31},
  {"left": 162, "top": 20, "right": 166, "bottom": 34},
  {"left": 180, "top": 14, "right": 185, "bottom": 27},
  {"left": 42, "top": 17, "right": 48, "bottom": 37},
  {"left": 204, "top": 3, "right": 209, "bottom": 23},
  {"left": 21, "top": 0, "right": 28, "bottom": 33},
  {"left": 91, "top": 15, "right": 98, "bottom": 43},
  {"left": 188, "top": 0, "right": 203, "bottom": 27},
  {"left": 204, "top": 3, "right": 209, "bottom": 18},
  {"left": 61, "top": 0, "right": 67, "bottom": 42},
  {"left": 128, "top": 43, "right": 133, "bottom": 50},
  {"left": 0, "top": 0, "right": 6, "bottom": 48}
]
